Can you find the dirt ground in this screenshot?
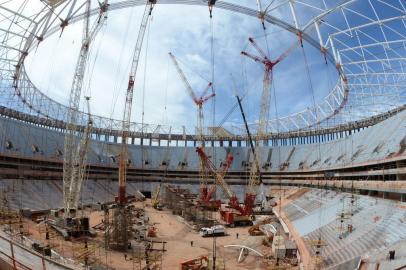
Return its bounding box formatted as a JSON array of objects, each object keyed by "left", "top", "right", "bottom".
[
  {"left": 15, "top": 200, "right": 285, "bottom": 270},
  {"left": 0, "top": 186, "right": 311, "bottom": 270}
]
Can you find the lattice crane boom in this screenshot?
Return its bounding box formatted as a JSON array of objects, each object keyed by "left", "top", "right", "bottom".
[
  {"left": 168, "top": 52, "right": 198, "bottom": 103},
  {"left": 63, "top": 0, "right": 108, "bottom": 216},
  {"left": 196, "top": 147, "right": 234, "bottom": 200},
  {"left": 241, "top": 37, "right": 299, "bottom": 198},
  {"left": 67, "top": 97, "right": 93, "bottom": 212},
  {"left": 118, "top": 0, "right": 156, "bottom": 205},
  {"left": 205, "top": 156, "right": 233, "bottom": 201},
  {"left": 168, "top": 52, "right": 214, "bottom": 143}
]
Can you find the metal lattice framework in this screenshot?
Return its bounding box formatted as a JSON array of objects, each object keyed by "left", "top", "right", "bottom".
[{"left": 0, "top": 0, "right": 405, "bottom": 140}]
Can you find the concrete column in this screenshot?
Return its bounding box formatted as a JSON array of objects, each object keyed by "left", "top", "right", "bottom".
[{"left": 396, "top": 161, "right": 406, "bottom": 181}]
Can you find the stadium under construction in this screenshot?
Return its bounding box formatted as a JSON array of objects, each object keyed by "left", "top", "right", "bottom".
[{"left": 0, "top": 0, "right": 405, "bottom": 269}]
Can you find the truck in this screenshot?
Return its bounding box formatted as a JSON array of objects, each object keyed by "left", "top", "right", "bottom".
[{"left": 199, "top": 225, "right": 226, "bottom": 237}]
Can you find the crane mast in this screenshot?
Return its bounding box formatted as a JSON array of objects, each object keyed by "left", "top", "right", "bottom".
[
  {"left": 196, "top": 147, "right": 234, "bottom": 201},
  {"left": 63, "top": 0, "right": 108, "bottom": 216},
  {"left": 117, "top": 1, "right": 156, "bottom": 205},
  {"left": 241, "top": 37, "right": 299, "bottom": 200},
  {"left": 66, "top": 97, "right": 93, "bottom": 212},
  {"left": 168, "top": 52, "right": 215, "bottom": 208}
]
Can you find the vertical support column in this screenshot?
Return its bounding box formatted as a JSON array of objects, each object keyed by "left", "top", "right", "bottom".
[
  {"left": 396, "top": 161, "right": 406, "bottom": 181},
  {"left": 10, "top": 241, "right": 16, "bottom": 269}
]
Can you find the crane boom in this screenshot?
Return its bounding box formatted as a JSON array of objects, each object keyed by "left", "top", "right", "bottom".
[
  {"left": 66, "top": 97, "right": 93, "bottom": 212},
  {"left": 205, "top": 153, "right": 234, "bottom": 201},
  {"left": 196, "top": 147, "right": 234, "bottom": 200},
  {"left": 117, "top": 1, "right": 156, "bottom": 204},
  {"left": 241, "top": 37, "right": 298, "bottom": 197},
  {"left": 63, "top": 0, "right": 108, "bottom": 216},
  {"left": 168, "top": 52, "right": 198, "bottom": 103},
  {"left": 168, "top": 52, "right": 214, "bottom": 144}
]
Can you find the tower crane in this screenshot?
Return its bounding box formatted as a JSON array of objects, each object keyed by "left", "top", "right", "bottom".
[
  {"left": 117, "top": 0, "right": 156, "bottom": 205},
  {"left": 168, "top": 52, "right": 214, "bottom": 145},
  {"left": 168, "top": 52, "right": 215, "bottom": 208},
  {"left": 63, "top": 0, "right": 108, "bottom": 217},
  {"left": 240, "top": 37, "right": 299, "bottom": 212}
]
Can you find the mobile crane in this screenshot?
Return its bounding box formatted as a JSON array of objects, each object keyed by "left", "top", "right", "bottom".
[
  {"left": 196, "top": 148, "right": 234, "bottom": 210},
  {"left": 196, "top": 147, "right": 252, "bottom": 226}
]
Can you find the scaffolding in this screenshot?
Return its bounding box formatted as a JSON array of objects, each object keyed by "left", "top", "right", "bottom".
[{"left": 163, "top": 185, "right": 216, "bottom": 230}]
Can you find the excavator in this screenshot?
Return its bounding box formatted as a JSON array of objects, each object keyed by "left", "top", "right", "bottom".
[{"left": 152, "top": 183, "right": 163, "bottom": 210}]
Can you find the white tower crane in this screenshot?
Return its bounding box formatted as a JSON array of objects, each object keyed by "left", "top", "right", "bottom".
[
  {"left": 63, "top": 0, "right": 108, "bottom": 217},
  {"left": 241, "top": 37, "right": 299, "bottom": 200},
  {"left": 168, "top": 52, "right": 214, "bottom": 145}
]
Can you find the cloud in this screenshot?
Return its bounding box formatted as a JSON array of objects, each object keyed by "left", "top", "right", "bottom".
[{"left": 20, "top": 1, "right": 336, "bottom": 133}]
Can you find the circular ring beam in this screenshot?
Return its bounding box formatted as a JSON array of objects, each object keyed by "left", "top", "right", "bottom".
[{"left": 0, "top": 0, "right": 405, "bottom": 140}]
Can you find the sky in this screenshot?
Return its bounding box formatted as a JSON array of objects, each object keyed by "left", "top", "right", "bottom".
[{"left": 24, "top": 0, "right": 341, "bottom": 132}]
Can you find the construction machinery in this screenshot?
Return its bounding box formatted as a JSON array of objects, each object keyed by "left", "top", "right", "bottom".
[
  {"left": 199, "top": 225, "right": 225, "bottom": 237},
  {"left": 168, "top": 52, "right": 214, "bottom": 145},
  {"left": 152, "top": 184, "right": 163, "bottom": 210},
  {"left": 238, "top": 38, "right": 299, "bottom": 216},
  {"left": 168, "top": 52, "right": 215, "bottom": 211},
  {"left": 117, "top": 0, "right": 156, "bottom": 205},
  {"left": 107, "top": 0, "right": 156, "bottom": 251},
  {"left": 63, "top": 0, "right": 108, "bottom": 219},
  {"left": 60, "top": 1, "right": 106, "bottom": 239},
  {"left": 248, "top": 216, "right": 274, "bottom": 236},
  {"left": 196, "top": 147, "right": 252, "bottom": 226},
  {"left": 196, "top": 148, "right": 234, "bottom": 210},
  {"left": 180, "top": 255, "right": 209, "bottom": 270}
]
